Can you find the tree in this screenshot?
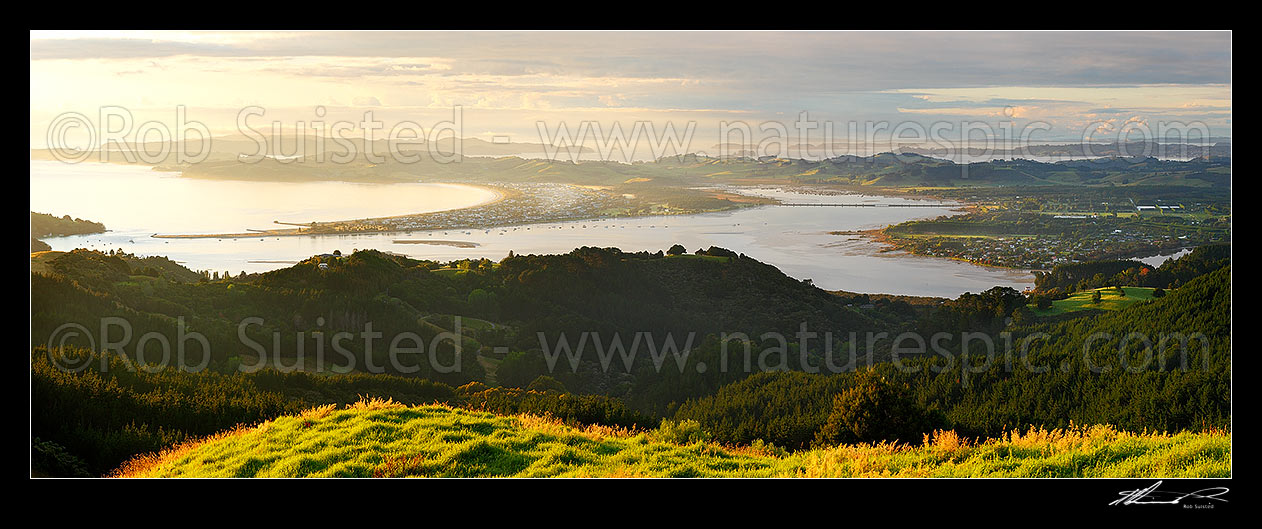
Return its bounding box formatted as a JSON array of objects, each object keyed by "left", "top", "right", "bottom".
[
  {"left": 497, "top": 350, "right": 549, "bottom": 389},
  {"left": 467, "top": 288, "right": 497, "bottom": 316},
  {"left": 1153, "top": 287, "right": 1166, "bottom": 298},
  {"left": 667, "top": 244, "right": 687, "bottom": 256},
  {"left": 526, "top": 375, "right": 567, "bottom": 393},
  {"left": 1091, "top": 290, "right": 1102, "bottom": 304},
  {"left": 1115, "top": 285, "right": 1126, "bottom": 297},
  {"left": 1012, "top": 305, "right": 1033, "bottom": 325},
  {"left": 813, "top": 369, "right": 938, "bottom": 446},
  {"left": 1035, "top": 295, "right": 1053, "bottom": 310}
]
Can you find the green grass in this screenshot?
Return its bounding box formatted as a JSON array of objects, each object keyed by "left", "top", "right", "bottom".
[
  {"left": 118, "top": 401, "right": 1229, "bottom": 478},
  {"left": 1034, "top": 287, "right": 1156, "bottom": 316}
]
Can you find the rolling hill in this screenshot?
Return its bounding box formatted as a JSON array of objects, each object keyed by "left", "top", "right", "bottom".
[{"left": 115, "top": 399, "right": 1229, "bottom": 478}]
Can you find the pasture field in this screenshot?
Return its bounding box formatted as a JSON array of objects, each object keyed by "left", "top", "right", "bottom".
[{"left": 1035, "top": 287, "right": 1156, "bottom": 316}]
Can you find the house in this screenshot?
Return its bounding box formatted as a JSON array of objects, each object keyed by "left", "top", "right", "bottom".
[{"left": 318, "top": 263, "right": 329, "bottom": 270}]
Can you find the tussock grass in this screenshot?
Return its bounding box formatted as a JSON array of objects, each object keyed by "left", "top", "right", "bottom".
[{"left": 117, "top": 401, "right": 1230, "bottom": 478}]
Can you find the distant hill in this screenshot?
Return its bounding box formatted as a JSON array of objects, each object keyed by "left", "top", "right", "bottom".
[
  {"left": 32, "top": 145, "right": 1231, "bottom": 189},
  {"left": 31, "top": 211, "right": 104, "bottom": 239},
  {"left": 900, "top": 141, "right": 1231, "bottom": 159},
  {"left": 709, "top": 141, "right": 1232, "bottom": 160},
  {"left": 30, "top": 211, "right": 104, "bottom": 252},
  {"left": 30, "top": 133, "right": 594, "bottom": 164}
]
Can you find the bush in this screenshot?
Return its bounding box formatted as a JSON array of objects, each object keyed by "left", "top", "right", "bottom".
[
  {"left": 813, "top": 369, "right": 938, "bottom": 447},
  {"left": 457, "top": 385, "right": 653, "bottom": 429},
  {"left": 526, "top": 375, "right": 568, "bottom": 393},
  {"left": 652, "top": 419, "right": 711, "bottom": 444},
  {"left": 32, "top": 438, "right": 93, "bottom": 478},
  {"left": 496, "top": 350, "right": 551, "bottom": 389}
]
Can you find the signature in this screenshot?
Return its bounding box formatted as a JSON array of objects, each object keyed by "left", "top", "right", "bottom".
[{"left": 1110, "top": 481, "right": 1230, "bottom": 506}]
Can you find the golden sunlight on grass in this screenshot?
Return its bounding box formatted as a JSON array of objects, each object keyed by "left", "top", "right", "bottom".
[{"left": 115, "top": 399, "right": 1230, "bottom": 478}]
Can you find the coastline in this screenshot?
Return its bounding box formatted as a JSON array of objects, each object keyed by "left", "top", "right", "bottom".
[
  {"left": 151, "top": 183, "right": 764, "bottom": 240},
  {"left": 152, "top": 182, "right": 511, "bottom": 239},
  {"left": 828, "top": 227, "right": 1036, "bottom": 274},
  {"left": 37, "top": 157, "right": 1094, "bottom": 278}
]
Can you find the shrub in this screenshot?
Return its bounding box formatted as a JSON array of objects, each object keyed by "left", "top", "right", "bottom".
[
  {"left": 652, "top": 419, "right": 711, "bottom": 445},
  {"left": 813, "top": 369, "right": 939, "bottom": 447},
  {"left": 526, "top": 375, "right": 568, "bottom": 393},
  {"left": 32, "top": 438, "right": 93, "bottom": 478}
]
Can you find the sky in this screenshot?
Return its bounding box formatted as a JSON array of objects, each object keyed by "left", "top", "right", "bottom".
[{"left": 29, "top": 31, "right": 1231, "bottom": 155}]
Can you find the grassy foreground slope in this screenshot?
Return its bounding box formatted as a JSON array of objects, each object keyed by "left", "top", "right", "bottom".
[{"left": 118, "top": 400, "right": 1229, "bottom": 478}]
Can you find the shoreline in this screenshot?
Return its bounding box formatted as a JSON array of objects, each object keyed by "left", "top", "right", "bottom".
[
  {"left": 148, "top": 183, "right": 969, "bottom": 249},
  {"left": 151, "top": 183, "right": 764, "bottom": 240},
  {"left": 41, "top": 159, "right": 1105, "bottom": 279},
  {"left": 152, "top": 202, "right": 764, "bottom": 240},
  {"left": 152, "top": 182, "right": 511, "bottom": 239},
  {"left": 828, "top": 227, "right": 1037, "bottom": 274}
]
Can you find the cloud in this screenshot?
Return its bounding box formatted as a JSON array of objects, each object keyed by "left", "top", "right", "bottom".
[
  {"left": 598, "top": 94, "right": 625, "bottom": 107},
  {"left": 28, "top": 31, "right": 1232, "bottom": 143},
  {"left": 30, "top": 31, "right": 1232, "bottom": 88}
]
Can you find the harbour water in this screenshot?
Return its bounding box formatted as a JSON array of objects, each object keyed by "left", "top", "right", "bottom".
[{"left": 31, "top": 160, "right": 1035, "bottom": 297}]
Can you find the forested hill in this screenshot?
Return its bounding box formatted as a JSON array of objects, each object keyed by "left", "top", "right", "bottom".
[
  {"left": 38, "top": 145, "right": 1231, "bottom": 189},
  {"left": 251, "top": 246, "right": 899, "bottom": 341},
  {"left": 1033, "top": 244, "right": 1230, "bottom": 294},
  {"left": 30, "top": 211, "right": 104, "bottom": 252},
  {"left": 205, "top": 152, "right": 1232, "bottom": 188},
  {"left": 675, "top": 264, "right": 1230, "bottom": 448},
  {"left": 30, "top": 245, "right": 1230, "bottom": 475},
  {"left": 30, "top": 247, "right": 915, "bottom": 392}
]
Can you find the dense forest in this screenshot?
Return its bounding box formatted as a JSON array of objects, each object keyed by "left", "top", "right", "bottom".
[
  {"left": 30, "top": 243, "right": 1230, "bottom": 475},
  {"left": 677, "top": 265, "right": 1230, "bottom": 448},
  {"left": 1032, "top": 244, "right": 1230, "bottom": 295}
]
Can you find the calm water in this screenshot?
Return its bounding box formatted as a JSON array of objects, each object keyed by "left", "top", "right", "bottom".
[
  {"left": 29, "top": 160, "right": 499, "bottom": 234},
  {"left": 1137, "top": 248, "right": 1193, "bottom": 267},
  {"left": 32, "top": 161, "right": 1034, "bottom": 297}
]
